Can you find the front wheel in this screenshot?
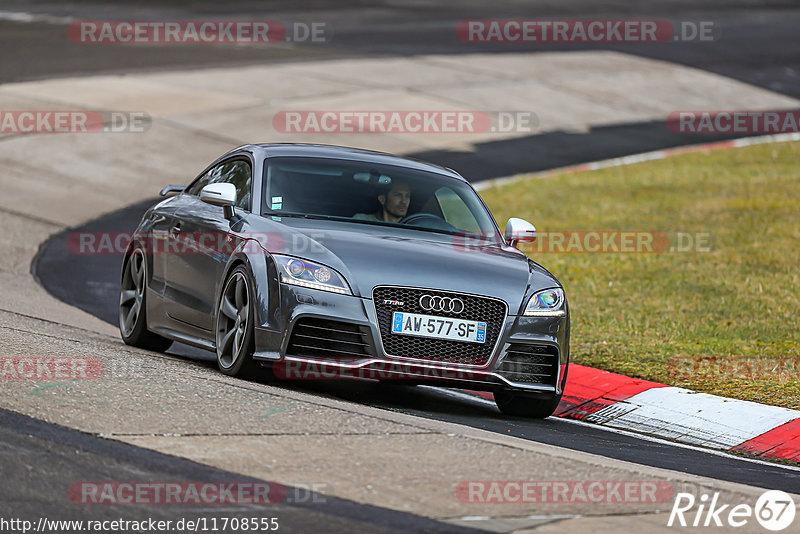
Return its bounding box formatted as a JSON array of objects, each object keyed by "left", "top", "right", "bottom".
[
  {"left": 494, "top": 390, "right": 562, "bottom": 418},
  {"left": 119, "top": 248, "right": 173, "bottom": 352},
  {"left": 216, "top": 266, "right": 261, "bottom": 379},
  {"left": 494, "top": 365, "right": 568, "bottom": 418}
]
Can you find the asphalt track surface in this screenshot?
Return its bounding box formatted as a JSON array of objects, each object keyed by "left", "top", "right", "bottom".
[
  {"left": 0, "top": 408, "right": 485, "bottom": 534},
  {"left": 8, "top": 0, "right": 800, "bottom": 528},
  {"left": 2, "top": 0, "right": 800, "bottom": 99}
]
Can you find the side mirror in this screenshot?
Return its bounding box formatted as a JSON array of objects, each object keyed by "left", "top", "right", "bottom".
[
  {"left": 505, "top": 217, "right": 537, "bottom": 248},
  {"left": 200, "top": 183, "right": 237, "bottom": 219},
  {"left": 159, "top": 185, "right": 185, "bottom": 196}
]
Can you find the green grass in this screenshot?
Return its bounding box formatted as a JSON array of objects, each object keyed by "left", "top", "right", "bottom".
[{"left": 480, "top": 141, "right": 800, "bottom": 409}]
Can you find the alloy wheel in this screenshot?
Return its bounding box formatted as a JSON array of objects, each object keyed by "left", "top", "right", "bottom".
[
  {"left": 119, "top": 249, "right": 145, "bottom": 337},
  {"left": 217, "top": 271, "right": 250, "bottom": 369}
]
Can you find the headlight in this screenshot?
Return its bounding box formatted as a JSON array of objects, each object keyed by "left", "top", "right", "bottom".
[
  {"left": 274, "top": 255, "right": 351, "bottom": 295},
  {"left": 523, "top": 288, "right": 565, "bottom": 316}
]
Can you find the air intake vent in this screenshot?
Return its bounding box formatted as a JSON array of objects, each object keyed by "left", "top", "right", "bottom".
[
  {"left": 287, "top": 318, "right": 373, "bottom": 359},
  {"left": 496, "top": 344, "right": 558, "bottom": 385}
]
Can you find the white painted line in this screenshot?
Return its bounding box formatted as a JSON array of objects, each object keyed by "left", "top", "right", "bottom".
[
  {"left": 0, "top": 11, "right": 74, "bottom": 24},
  {"left": 452, "top": 514, "right": 578, "bottom": 521},
  {"left": 732, "top": 132, "right": 800, "bottom": 147},
  {"left": 558, "top": 417, "right": 800, "bottom": 473},
  {"left": 586, "top": 387, "right": 800, "bottom": 449}
]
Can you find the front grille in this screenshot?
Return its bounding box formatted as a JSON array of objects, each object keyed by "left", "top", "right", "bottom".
[
  {"left": 373, "top": 286, "right": 506, "bottom": 366},
  {"left": 286, "top": 318, "right": 374, "bottom": 359},
  {"left": 496, "top": 344, "right": 558, "bottom": 385}
]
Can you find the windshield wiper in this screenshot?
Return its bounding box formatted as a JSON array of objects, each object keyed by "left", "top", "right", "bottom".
[
  {"left": 263, "top": 212, "right": 346, "bottom": 222},
  {"left": 264, "top": 212, "right": 501, "bottom": 243}
]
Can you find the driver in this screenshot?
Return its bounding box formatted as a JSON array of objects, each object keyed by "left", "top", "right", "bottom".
[{"left": 353, "top": 181, "right": 411, "bottom": 223}]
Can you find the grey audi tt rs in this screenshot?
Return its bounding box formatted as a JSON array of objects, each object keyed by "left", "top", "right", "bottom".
[{"left": 119, "top": 144, "right": 569, "bottom": 417}]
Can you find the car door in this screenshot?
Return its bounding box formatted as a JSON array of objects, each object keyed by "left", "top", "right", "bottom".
[
  {"left": 164, "top": 159, "right": 253, "bottom": 332},
  {"left": 145, "top": 194, "right": 185, "bottom": 299}
]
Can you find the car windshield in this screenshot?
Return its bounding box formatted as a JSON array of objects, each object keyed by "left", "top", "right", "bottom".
[{"left": 262, "top": 156, "right": 501, "bottom": 240}]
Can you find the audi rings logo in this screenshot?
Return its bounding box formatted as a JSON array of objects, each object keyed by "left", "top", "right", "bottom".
[{"left": 419, "top": 295, "right": 465, "bottom": 314}]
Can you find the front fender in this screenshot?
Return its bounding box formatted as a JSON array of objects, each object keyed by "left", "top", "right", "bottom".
[
  {"left": 218, "top": 239, "right": 281, "bottom": 331},
  {"left": 121, "top": 221, "right": 155, "bottom": 286}
]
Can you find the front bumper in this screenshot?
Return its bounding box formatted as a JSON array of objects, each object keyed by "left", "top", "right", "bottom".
[{"left": 253, "top": 283, "right": 569, "bottom": 395}]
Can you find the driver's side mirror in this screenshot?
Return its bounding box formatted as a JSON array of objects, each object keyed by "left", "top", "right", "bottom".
[
  {"left": 159, "top": 184, "right": 185, "bottom": 196},
  {"left": 200, "top": 183, "right": 237, "bottom": 219},
  {"left": 505, "top": 217, "right": 537, "bottom": 248}
]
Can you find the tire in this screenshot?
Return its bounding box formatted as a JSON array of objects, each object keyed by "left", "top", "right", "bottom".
[
  {"left": 119, "top": 247, "right": 173, "bottom": 352},
  {"left": 215, "top": 265, "right": 262, "bottom": 379},
  {"left": 494, "top": 365, "right": 569, "bottom": 418}
]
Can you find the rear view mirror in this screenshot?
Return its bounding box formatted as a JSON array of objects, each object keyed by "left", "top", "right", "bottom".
[
  {"left": 159, "top": 185, "right": 185, "bottom": 196},
  {"left": 353, "top": 171, "right": 392, "bottom": 185},
  {"left": 505, "top": 217, "right": 537, "bottom": 248},
  {"left": 200, "top": 183, "right": 237, "bottom": 219}
]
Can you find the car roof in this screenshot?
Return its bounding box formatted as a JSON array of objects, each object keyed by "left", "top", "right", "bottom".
[{"left": 232, "top": 143, "right": 464, "bottom": 181}]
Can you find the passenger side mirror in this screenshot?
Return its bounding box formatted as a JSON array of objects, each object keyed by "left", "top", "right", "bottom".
[
  {"left": 505, "top": 217, "right": 537, "bottom": 248},
  {"left": 200, "top": 183, "right": 237, "bottom": 219}
]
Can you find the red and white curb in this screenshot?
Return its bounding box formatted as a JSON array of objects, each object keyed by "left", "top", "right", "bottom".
[
  {"left": 556, "top": 365, "right": 800, "bottom": 462},
  {"left": 463, "top": 364, "right": 800, "bottom": 463}
]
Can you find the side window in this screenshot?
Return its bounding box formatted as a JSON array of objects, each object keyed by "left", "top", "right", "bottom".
[
  {"left": 184, "top": 170, "right": 212, "bottom": 197},
  {"left": 185, "top": 160, "right": 252, "bottom": 211},
  {"left": 435, "top": 187, "right": 481, "bottom": 232}
]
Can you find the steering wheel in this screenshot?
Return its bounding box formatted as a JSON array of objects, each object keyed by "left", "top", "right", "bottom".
[
  {"left": 399, "top": 213, "right": 445, "bottom": 226},
  {"left": 399, "top": 212, "right": 459, "bottom": 232}
]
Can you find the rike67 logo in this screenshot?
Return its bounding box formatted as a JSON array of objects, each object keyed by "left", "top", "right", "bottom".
[{"left": 668, "top": 490, "right": 796, "bottom": 531}]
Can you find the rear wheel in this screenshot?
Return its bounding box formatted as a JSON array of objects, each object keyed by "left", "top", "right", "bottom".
[
  {"left": 216, "top": 266, "right": 261, "bottom": 379},
  {"left": 119, "top": 248, "right": 173, "bottom": 352}
]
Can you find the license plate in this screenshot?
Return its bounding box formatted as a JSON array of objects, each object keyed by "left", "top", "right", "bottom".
[{"left": 391, "top": 312, "right": 486, "bottom": 344}]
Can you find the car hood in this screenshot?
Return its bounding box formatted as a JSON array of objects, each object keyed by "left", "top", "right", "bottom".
[{"left": 256, "top": 217, "right": 560, "bottom": 313}]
